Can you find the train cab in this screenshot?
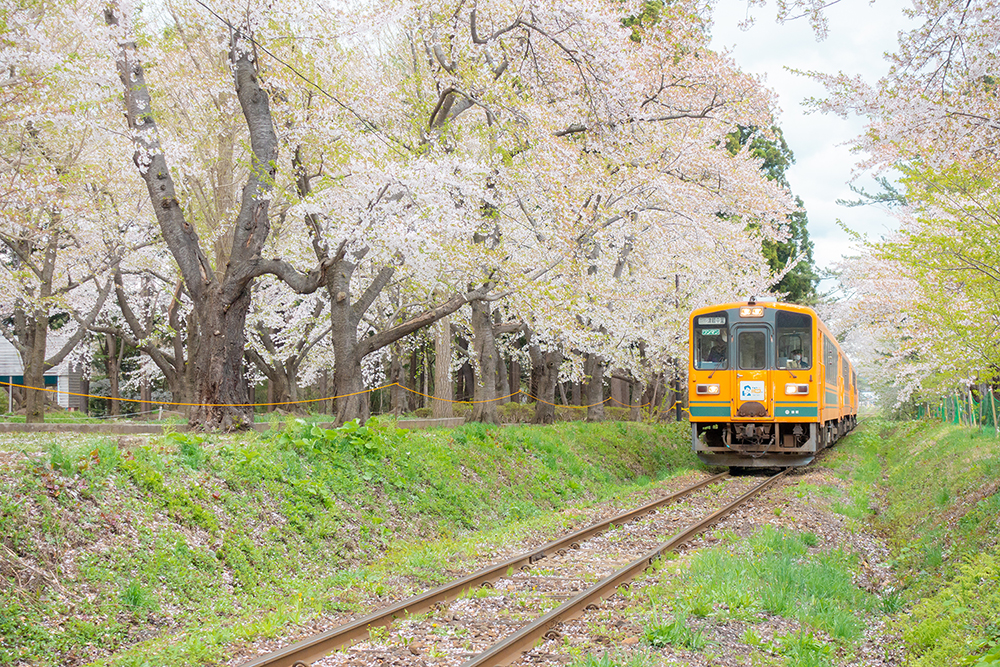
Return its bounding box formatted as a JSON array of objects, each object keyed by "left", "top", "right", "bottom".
[{"left": 688, "top": 299, "right": 858, "bottom": 468}]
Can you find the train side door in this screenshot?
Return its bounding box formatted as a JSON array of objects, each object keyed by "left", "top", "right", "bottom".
[{"left": 731, "top": 324, "right": 773, "bottom": 418}]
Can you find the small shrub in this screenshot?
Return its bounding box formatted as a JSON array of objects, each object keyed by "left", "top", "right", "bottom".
[
  {"left": 165, "top": 432, "right": 208, "bottom": 468},
  {"left": 643, "top": 614, "right": 706, "bottom": 650},
  {"left": 972, "top": 646, "right": 1000, "bottom": 666},
  {"left": 776, "top": 631, "right": 832, "bottom": 667},
  {"left": 48, "top": 444, "right": 75, "bottom": 476},
  {"left": 879, "top": 589, "right": 906, "bottom": 615},
  {"left": 119, "top": 581, "right": 155, "bottom": 614}
]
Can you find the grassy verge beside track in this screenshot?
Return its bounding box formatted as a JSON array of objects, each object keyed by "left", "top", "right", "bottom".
[
  {"left": 845, "top": 420, "right": 1000, "bottom": 667},
  {"left": 589, "top": 419, "right": 1000, "bottom": 667},
  {"left": 0, "top": 420, "right": 698, "bottom": 667}
]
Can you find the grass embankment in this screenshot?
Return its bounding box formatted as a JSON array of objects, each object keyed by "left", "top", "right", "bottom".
[
  {"left": 0, "top": 419, "right": 697, "bottom": 666},
  {"left": 848, "top": 421, "right": 1000, "bottom": 666}
]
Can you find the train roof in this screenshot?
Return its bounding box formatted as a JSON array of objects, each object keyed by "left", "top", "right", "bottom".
[
  {"left": 690, "top": 300, "right": 854, "bottom": 370},
  {"left": 690, "top": 301, "right": 818, "bottom": 318}
]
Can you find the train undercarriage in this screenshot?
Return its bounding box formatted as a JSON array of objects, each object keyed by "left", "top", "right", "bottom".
[{"left": 692, "top": 416, "right": 858, "bottom": 468}]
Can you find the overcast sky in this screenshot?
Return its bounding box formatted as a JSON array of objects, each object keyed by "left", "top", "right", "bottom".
[{"left": 708, "top": 0, "right": 916, "bottom": 288}]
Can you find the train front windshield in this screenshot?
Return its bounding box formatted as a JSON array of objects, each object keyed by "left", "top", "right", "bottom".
[
  {"left": 694, "top": 313, "right": 729, "bottom": 370},
  {"left": 776, "top": 311, "right": 813, "bottom": 369}
]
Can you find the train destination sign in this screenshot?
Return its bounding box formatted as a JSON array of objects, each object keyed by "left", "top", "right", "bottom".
[{"left": 698, "top": 317, "right": 726, "bottom": 325}]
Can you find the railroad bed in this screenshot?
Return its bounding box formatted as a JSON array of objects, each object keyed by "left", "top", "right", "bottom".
[{"left": 237, "top": 471, "right": 787, "bottom": 667}]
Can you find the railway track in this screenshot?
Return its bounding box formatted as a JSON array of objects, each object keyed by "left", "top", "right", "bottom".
[{"left": 238, "top": 470, "right": 787, "bottom": 667}]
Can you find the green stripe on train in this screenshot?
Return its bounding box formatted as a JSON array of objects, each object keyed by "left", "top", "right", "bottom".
[
  {"left": 689, "top": 405, "right": 732, "bottom": 417},
  {"left": 775, "top": 406, "right": 818, "bottom": 417}
]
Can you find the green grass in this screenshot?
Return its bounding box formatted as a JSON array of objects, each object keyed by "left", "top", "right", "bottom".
[
  {"left": 0, "top": 419, "right": 699, "bottom": 666},
  {"left": 569, "top": 650, "right": 657, "bottom": 667},
  {"left": 643, "top": 614, "right": 707, "bottom": 650},
  {"left": 802, "top": 418, "right": 1000, "bottom": 667},
  {"left": 636, "top": 526, "right": 875, "bottom": 646}
]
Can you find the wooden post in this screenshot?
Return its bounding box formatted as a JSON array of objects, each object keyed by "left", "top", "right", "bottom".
[
  {"left": 968, "top": 388, "right": 977, "bottom": 430},
  {"left": 991, "top": 389, "right": 999, "bottom": 437}
]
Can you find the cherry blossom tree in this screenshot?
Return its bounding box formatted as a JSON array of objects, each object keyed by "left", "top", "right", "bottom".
[
  {"left": 104, "top": 1, "right": 335, "bottom": 429},
  {"left": 0, "top": 0, "right": 144, "bottom": 422},
  {"left": 802, "top": 0, "right": 1000, "bottom": 401}
]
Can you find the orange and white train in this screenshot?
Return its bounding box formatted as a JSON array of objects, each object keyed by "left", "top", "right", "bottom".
[{"left": 687, "top": 299, "right": 858, "bottom": 468}]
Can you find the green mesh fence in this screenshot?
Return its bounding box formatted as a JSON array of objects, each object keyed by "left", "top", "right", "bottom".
[{"left": 924, "top": 393, "right": 1000, "bottom": 431}]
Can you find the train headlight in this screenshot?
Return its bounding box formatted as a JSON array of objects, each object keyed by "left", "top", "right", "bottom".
[
  {"left": 739, "top": 306, "right": 765, "bottom": 317},
  {"left": 785, "top": 383, "right": 810, "bottom": 395},
  {"left": 696, "top": 384, "right": 721, "bottom": 395}
]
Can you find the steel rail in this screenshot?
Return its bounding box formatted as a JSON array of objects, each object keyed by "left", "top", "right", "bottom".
[
  {"left": 239, "top": 472, "right": 729, "bottom": 667},
  {"left": 459, "top": 469, "right": 789, "bottom": 667}
]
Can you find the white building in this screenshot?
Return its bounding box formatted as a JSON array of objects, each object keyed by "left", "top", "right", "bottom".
[{"left": 0, "top": 335, "right": 86, "bottom": 411}]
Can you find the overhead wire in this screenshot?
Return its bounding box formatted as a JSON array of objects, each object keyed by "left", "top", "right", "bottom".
[{"left": 188, "top": 0, "right": 410, "bottom": 158}]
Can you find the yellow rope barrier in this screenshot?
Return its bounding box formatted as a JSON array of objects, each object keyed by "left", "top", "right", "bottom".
[
  {"left": 1, "top": 379, "right": 689, "bottom": 413},
  {"left": 522, "top": 392, "right": 612, "bottom": 409},
  {"left": 0, "top": 379, "right": 395, "bottom": 408},
  {"left": 394, "top": 385, "right": 524, "bottom": 405}
]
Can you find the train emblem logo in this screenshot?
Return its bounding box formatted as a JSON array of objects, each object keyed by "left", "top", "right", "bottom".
[{"left": 739, "top": 381, "right": 766, "bottom": 401}]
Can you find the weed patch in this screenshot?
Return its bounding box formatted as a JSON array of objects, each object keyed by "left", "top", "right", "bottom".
[{"left": 637, "top": 527, "right": 875, "bottom": 645}]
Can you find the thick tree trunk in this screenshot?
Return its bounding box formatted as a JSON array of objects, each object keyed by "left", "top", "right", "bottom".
[
  {"left": 610, "top": 370, "right": 627, "bottom": 409},
  {"left": 508, "top": 357, "right": 521, "bottom": 402},
  {"left": 333, "top": 357, "right": 369, "bottom": 424},
  {"left": 433, "top": 317, "right": 454, "bottom": 418},
  {"left": 630, "top": 380, "right": 643, "bottom": 421},
  {"left": 528, "top": 338, "right": 560, "bottom": 424},
  {"left": 140, "top": 376, "right": 151, "bottom": 417},
  {"left": 330, "top": 286, "right": 370, "bottom": 424},
  {"left": 457, "top": 337, "right": 473, "bottom": 402},
  {"left": 106, "top": 333, "right": 121, "bottom": 417},
  {"left": 585, "top": 353, "right": 606, "bottom": 422},
  {"left": 389, "top": 345, "right": 408, "bottom": 415},
  {"left": 572, "top": 381, "right": 582, "bottom": 406},
  {"left": 187, "top": 289, "right": 256, "bottom": 430},
  {"left": 80, "top": 378, "right": 90, "bottom": 416},
  {"left": 498, "top": 355, "right": 510, "bottom": 403},
  {"left": 23, "top": 311, "right": 48, "bottom": 424},
  {"left": 471, "top": 300, "right": 499, "bottom": 424}
]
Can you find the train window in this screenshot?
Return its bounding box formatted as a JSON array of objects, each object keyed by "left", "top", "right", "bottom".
[
  {"left": 825, "top": 336, "right": 837, "bottom": 385},
  {"left": 738, "top": 331, "right": 767, "bottom": 369},
  {"left": 776, "top": 311, "right": 812, "bottom": 370},
  {"left": 694, "top": 321, "right": 729, "bottom": 370}
]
